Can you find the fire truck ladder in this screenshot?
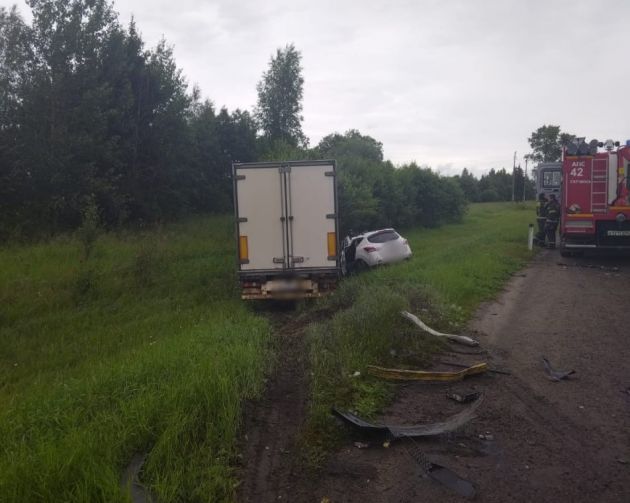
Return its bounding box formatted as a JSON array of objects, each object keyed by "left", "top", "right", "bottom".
[{"left": 591, "top": 158, "right": 608, "bottom": 213}]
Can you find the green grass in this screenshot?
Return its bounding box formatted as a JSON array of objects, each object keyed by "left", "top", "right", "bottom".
[
  {"left": 0, "top": 216, "right": 271, "bottom": 502},
  {"left": 0, "top": 202, "right": 536, "bottom": 500},
  {"left": 304, "top": 202, "right": 535, "bottom": 460}
]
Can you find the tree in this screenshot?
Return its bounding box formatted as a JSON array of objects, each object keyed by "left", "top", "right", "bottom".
[
  {"left": 478, "top": 168, "right": 512, "bottom": 201},
  {"left": 528, "top": 125, "right": 575, "bottom": 163},
  {"left": 255, "top": 44, "right": 306, "bottom": 147},
  {"left": 0, "top": 6, "right": 33, "bottom": 236},
  {"left": 453, "top": 168, "right": 479, "bottom": 202},
  {"left": 317, "top": 129, "right": 383, "bottom": 163}
]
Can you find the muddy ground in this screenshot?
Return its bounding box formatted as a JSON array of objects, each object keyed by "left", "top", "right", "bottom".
[{"left": 238, "top": 251, "right": 630, "bottom": 502}]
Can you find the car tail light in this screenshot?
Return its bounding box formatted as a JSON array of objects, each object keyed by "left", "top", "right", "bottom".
[
  {"left": 239, "top": 236, "right": 249, "bottom": 263},
  {"left": 364, "top": 246, "right": 378, "bottom": 253}
]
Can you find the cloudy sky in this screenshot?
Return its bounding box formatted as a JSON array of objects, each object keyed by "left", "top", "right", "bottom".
[{"left": 7, "top": 0, "right": 630, "bottom": 175}]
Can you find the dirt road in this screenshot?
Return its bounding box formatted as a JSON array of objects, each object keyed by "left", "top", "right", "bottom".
[{"left": 239, "top": 251, "right": 630, "bottom": 502}]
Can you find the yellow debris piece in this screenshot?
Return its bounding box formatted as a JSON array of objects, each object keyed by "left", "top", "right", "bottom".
[{"left": 367, "top": 362, "right": 488, "bottom": 382}]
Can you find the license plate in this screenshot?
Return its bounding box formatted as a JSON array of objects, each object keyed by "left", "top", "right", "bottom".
[{"left": 606, "top": 230, "right": 630, "bottom": 236}]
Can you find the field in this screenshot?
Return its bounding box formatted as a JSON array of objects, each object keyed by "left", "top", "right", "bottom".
[
  {"left": 0, "top": 217, "right": 270, "bottom": 502},
  {"left": 0, "top": 203, "right": 535, "bottom": 502}
]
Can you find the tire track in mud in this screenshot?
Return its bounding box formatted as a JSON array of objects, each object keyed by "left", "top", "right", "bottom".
[{"left": 237, "top": 310, "right": 311, "bottom": 503}]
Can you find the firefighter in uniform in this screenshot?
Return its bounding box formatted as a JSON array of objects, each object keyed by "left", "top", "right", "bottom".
[
  {"left": 535, "top": 193, "right": 548, "bottom": 246},
  {"left": 544, "top": 194, "right": 560, "bottom": 249}
]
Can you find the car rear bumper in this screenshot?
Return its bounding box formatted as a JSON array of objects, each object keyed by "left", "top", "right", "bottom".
[{"left": 365, "top": 250, "right": 412, "bottom": 267}]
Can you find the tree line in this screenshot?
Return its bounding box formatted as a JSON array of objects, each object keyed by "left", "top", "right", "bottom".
[
  {"left": 453, "top": 166, "right": 535, "bottom": 203},
  {"left": 0, "top": 0, "right": 536, "bottom": 241}
]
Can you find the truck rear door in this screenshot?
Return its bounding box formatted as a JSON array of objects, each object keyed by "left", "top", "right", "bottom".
[
  {"left": 287, "top": 163, "right": 337, "bottom": 270},
  {"left": 234, "top": 161, "right": 338, "bottom": 273},
  {"left": 235, "top": 166, "right": 286, "bottom": 271}
]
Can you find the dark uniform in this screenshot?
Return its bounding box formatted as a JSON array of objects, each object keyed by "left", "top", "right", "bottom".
[
  {"left": 535, "top": 194, "right": 548, "bottom": 246},
  {"left": 544, "top": 195, "right": 560, "bottom": 249}
]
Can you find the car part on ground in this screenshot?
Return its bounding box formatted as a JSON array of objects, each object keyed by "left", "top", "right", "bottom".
[
  {"left": 340, "top": 228, "right": 412, "bottom": 275},
  {"left": 542, "top": 356, "right": 576, "bottom": 381},
  {"left": 401, "top": 311, "right": 479, "bottom": 347},
  {"left": 367, "top": 363, "right": 488, "bottom": 382},
  {"left": 446, "top": 390, "right": 482, "bottom": 404},
  {"left": 331, "top": 395, "right": 483, "bottom": 441},
  {"left": 438, "top": 359, "right": 512, "bottom": 376},
  {"left": 404, "top": 437, "right": 476, "bottom": 499}
]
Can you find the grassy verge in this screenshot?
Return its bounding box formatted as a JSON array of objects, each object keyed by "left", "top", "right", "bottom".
[
  {"left": 0, "top": 217, "right": 270, "bottom": 502},
  {"left": 304, "top": 202, "right": 535, "bottom": 459}
]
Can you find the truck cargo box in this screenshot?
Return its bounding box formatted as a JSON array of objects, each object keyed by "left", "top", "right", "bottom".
[{"left": 233, "top": 160, "right": 340, "bottom": 299}]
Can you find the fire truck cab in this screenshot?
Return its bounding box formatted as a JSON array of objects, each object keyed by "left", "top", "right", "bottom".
[
  {"left": 535, "top": 162, "right": 562, "bottom": 202},
  {"left": 560, "top": 139, "right": 630, "bottom": 256}
]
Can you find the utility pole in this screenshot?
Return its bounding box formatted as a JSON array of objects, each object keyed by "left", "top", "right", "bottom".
[
  {"left": 511, "top": 151, "right": 517, "bottom": 202},
  {"left": 523, "top": 155, "right": 530, "bottom": 201}
]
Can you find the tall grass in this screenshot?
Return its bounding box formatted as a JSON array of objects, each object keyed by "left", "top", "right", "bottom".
[
  {"left": 0, "top": 216, "right": 270, "bottom": 502},
  {"left": 304, "top": 202, "right": 535, "bottom": 457}
]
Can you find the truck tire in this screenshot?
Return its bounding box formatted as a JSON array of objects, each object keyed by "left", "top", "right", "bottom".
[{"left": 355, "top": 260, "right": 370, "bottom": 273}]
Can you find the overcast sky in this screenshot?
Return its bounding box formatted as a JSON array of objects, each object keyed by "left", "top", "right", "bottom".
[{"left": 6, "top": 0, "right": 630, "bottom": 175}]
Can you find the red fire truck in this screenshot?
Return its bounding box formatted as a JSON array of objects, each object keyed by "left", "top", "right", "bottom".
[{"left": 560, "top": 139, "right": 630, "bottom": 256}]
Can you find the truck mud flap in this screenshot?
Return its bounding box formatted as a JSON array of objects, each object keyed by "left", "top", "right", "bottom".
[
  {"left": 401, "top": 311, "right": 479, "bottom": 347},
  {"left": 366, "top": 363, "right": 488, "bottom": 382},
  {"left": 332, "top": 395, "right": 483, "bottom": 441}
]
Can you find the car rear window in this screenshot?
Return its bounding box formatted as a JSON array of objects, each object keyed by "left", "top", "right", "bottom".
[{"left": 367, "top": 230, "right": 399, "bottom": 243}]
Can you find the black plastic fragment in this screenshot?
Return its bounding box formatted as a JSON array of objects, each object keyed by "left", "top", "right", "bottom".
[
  {"left": 542, "top": 356, "right": 575, "bottom": 381},
  {"left": 405, "top": 437, "right": 476, "bottom": 499},
  {"left": 332, "top": 396, "right": 483, "bottom": 441},
  {"left": 330, "top": 409, "right": 390, "bottom": 439},
  {"left": 447, "top": 390, "right": 481, "bottom": 404},
  {"left": 427, "top": 462, "right": 476, "bottom": 498}
]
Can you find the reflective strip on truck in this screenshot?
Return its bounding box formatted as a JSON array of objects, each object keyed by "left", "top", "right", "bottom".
[
  {"left": 327, "top": 232, "right": 337, "bottom": 260},
  {"left": 239, "top": 236, "right": 249, "bottom": 263}
]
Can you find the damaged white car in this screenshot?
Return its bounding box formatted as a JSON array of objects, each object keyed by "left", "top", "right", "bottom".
[{"left": 340, "top": 228, "right": 412, "bottom": 275}]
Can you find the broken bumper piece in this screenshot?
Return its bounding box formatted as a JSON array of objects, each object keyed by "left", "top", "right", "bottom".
[
  {"left": 367, "top": 363, "right": 488, "bottom": 382},
  {"left": 332, "top": 395, "right": 483, "bottom": 441}
]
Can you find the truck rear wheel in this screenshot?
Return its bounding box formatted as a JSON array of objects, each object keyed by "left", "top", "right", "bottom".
[{"left": 354, "top": 260, "right": 369, "bottom": 273}]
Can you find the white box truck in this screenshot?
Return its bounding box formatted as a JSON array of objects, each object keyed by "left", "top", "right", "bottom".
[{"left": 233, "top": 160, "right": 340, "bottom": 299}]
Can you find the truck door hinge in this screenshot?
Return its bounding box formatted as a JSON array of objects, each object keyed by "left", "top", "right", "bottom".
[
  {"left": 237, "top": 217, "right": 247, "bottom": 223},
  {"left": 325, "top": 171, "right": 335, "bottom": 177},
  {"left": 273, "top": 257, "right": 285, "bottom": 264},
  {"left": 292, "top": 256, "right": 305, "bottom": 264},
  {"left": 236, "top": 175, "right": 246, "bottom": 181}
]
